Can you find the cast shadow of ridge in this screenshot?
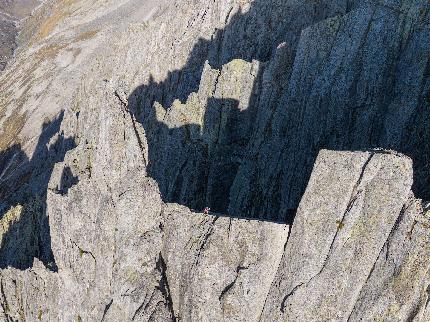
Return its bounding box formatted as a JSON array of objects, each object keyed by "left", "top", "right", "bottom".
[
  {"left": 127, "top": 0, "right": 353, "bottom": 223},
  {"left": 145, "top": 96, "right": 252, "bottom": 216},
  {"left": 128, "top": 1, "right": 430, "bottom": 224},
  {"left": 0, "top": 111, "right": 77, "bottom": 271}
]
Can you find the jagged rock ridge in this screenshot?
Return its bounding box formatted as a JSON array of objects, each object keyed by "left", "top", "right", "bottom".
[{"left": 0, "top": 0, "right": 429, "bottom": 321}]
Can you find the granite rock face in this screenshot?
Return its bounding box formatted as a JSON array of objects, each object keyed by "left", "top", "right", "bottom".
[
  {"left": 1, "top": 148, "right": 428, "bottom": 321},
  {"left": 229, "top": 1, "right": 430, "bottom": 222},
  {"left": 0, "top": 0, "right": 429, "bottom": 321},
  {"left": 262, "top": 150, "right": 430, "bottom": 321}
]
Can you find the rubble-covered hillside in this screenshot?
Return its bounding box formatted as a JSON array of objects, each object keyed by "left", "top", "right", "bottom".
[{"left": 0, "top": 0, "right": 41, "bottom": 70}]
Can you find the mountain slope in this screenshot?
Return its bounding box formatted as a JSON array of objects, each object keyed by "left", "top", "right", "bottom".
[{"left": 0, "top": 0, "right": 429, "bottom": 321}]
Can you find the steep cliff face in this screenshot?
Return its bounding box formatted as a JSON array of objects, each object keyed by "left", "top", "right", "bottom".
[{"left": 0, "top": 0, "right": 429, "bottom": 321}]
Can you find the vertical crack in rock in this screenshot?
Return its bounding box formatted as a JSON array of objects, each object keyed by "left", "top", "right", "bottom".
[
  {"left": 346, "top": 202, "right": 410, "bottom": 321},
  {"left": 424, "top": 284, "right": 430, "bottom": 311},
  {"left": 280, "top": 153, "right": 376, "bottom": 313},
  {"left": 155, "top": 253, "right": 176, "bottom": 321},
  {"left": 384, "top": 202, "right": 408, "bottom": 261},
  {"left": 131, "top": 289, "right": 157, "bottom": 321},
  {"left": 71, "top": 240, "right": 96, "bottom": 263},
  {"left": 100, "top": 299, "right": 113, "bottom": 322},
  {"left": 193, "top": 216, "right": 219, "bottom": 266},
  {"left": 218, "top": 265, "right": 249, "bottom": 301},
  {"left": 316, "top": 153, "right": 374, "bottom": 274},
  {"left": 280, "top": 282, "right": 305, "bottom": 313},
  {"left": 131, "top": 296, "right": 147, "bottom": 320},
  {"left": 260, "top": 228, "right": 290, "bottom": 317},
  {"left": 346, "top": 245, "right": 385, "bottom": 322},
  {"left": 115, "top": 89, "right": 148, "bottom": 165}
]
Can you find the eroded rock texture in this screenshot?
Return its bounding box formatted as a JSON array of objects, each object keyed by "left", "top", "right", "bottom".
[
  {"left": 0, "top": 0, "right": 429, "bottom": 321},
  {"left": 262, "top": 150, "right": 429, "bottom": 321}
]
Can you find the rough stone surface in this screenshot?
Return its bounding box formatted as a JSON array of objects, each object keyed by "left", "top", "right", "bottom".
[
  {"left": 230, "top": 1, "right": 430, "bottom": 222},
  {"left": 261, "top": 150, "right": 426, "bottom": 321},
  {"left": 162, "top": 204, "right": 288, "bottom": 321},
  {"left": 0, "top": 0, "right": 429, "bottom": 321}
]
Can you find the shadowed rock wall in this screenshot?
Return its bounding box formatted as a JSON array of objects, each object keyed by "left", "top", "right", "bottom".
[
  {"left": 129, "top": 0, "right": 430, "bottom": 223},
  {"left": 0, "top": 0, "right": 429, "bottom": 321}
]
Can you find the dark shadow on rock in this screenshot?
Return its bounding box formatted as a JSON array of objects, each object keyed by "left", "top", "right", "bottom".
[
  {"left": 128, "top": 1, "right": 429, "bottom": 224},
  {"left": 0, "top": 111, "right": 76, "bottom": 271},
  {"left": 136, "top": 95, "right": 252, "bottom": 215},
  {"left": 127, "top": 1, "right": 346, "bottom": 223},
  {"left": 128, "top": 1, "right": 350, "bottom": 113},
  {"left": 57, "top": 166, "right": 79, "bottom": 196}
]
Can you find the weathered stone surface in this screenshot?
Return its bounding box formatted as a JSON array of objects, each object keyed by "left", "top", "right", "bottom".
[
  {"left": 230, "top": 1, "right": 430, "bottom": 222},
  {"left": 349, "top": 198, "right": 430, "bottom": 321},
  {"left": 2, "top": 148, "right": 428, "bottom": 321},
  {"left": 0, "top": 0, "right": 429, "bottom": 321},
  {"left": 162, "top": 203, "right": 288, "bottom": 321},
  {"left": 0, "top": 259, "right": 59, "bottom": 321},
  {"left": 261, "top": 150, "right": 423, "bottom": 320}
]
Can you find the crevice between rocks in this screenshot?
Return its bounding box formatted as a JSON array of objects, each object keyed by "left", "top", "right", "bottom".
[{"left": 155, "top": 252, "right": 176, "bottom": 322}]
